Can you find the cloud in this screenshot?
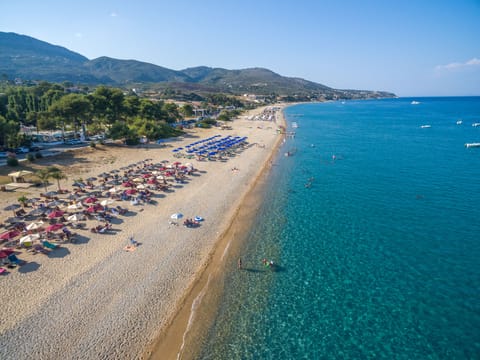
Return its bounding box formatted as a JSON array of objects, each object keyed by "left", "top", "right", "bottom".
[
  {"left": 74, "top": 32, "right": 83, "bottom": 38},
  {"left": 110, "top": 12, "right": 118, "bottom": 17},
  {"left": 435, "top": 58, "right": 480, "bottom": 71}
]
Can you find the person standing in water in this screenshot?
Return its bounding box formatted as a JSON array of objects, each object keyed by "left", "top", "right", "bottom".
[{"left": 238, "top": 258, "right": 242, "bottom": 269}]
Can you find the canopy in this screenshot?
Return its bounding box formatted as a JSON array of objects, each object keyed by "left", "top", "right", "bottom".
[{"left": 8, "top": 170, "right": 33, "bottom": 178}]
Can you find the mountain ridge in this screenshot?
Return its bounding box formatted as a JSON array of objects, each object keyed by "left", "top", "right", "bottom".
[{"left": 0, "top": 31, "right": 396, "bottom": 99}]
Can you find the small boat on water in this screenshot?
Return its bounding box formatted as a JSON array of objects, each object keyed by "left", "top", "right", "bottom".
[
  {"left": 411, "top": 101, "right": 420, "bottom": 105},
  {"left": 456, "top": 120, "right": 463, "bottom": 125},
  {"left": 472, "top": 123, "right": 480, "bottom": 127},
  {"left": 420, "top": 125, "right": 431, "bottom": 128},
  {"left": 292, "top": 122, "right": 298, "bottom": 129},
  {"left": 465, "top": 143, "right": 480, "bottom": 148}
]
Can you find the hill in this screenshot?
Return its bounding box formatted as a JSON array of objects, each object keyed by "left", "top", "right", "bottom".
[{"left": 0, "top": 32, "right": 396, "bottom": 99}]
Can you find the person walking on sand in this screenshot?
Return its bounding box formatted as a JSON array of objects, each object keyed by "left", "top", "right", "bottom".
[{"left": 238, "top": 258, "right": 242, "bottom": 269}]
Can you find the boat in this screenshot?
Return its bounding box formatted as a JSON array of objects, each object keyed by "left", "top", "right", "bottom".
[
  {"left": 420, "top": 125, "right": 431, "bottom": 128},
  {"left": 472, "top": 123, "right": 480, "bottom": 127},
  {"left": 456, "top": 120, "right": 463, "bottom": 125},
  {"left": 411, "top": 101, "right": 420, "bottom": 105},
  {"left": 292, "top": 122, "right": 298, "bottom": 129},
  {"left": 465, "top": 143, "right": 480, "bottom": 148}
]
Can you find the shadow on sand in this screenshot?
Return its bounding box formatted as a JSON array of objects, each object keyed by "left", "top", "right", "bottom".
[{"left": 18, "top": 261, "right": 41, "bottom": 273}]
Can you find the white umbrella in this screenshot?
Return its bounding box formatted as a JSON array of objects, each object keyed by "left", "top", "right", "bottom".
[
  {"left": 19, "top": 233, "right": 40, "bottom": 244},
  {"left": 132, "top": 177, "right": 144, "bottom": 183},
  {"left": 108, "top": 186, "right": 120, "bottom": 193},
  {"left": 67, "top": 214, "right": 84, "bottom": 222},
  {"left": 67, "top": 203, "right": 84, "bottom": 210},
  {"left": 26, "top": 221, "right": 44, "bottom": 231},
  {"left": 136, "top": 184, "right": 146, "bottom": 190},
  {"left": 171, "top": 213, "right": 183, "bottom": 220},
  {"left": 100, "top": 199, "right": 114, "bottom": 206}
]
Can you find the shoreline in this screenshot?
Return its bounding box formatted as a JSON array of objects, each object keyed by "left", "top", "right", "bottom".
[
  {"left": 0, "top": 105, "right": 289, "bottom": 359},
  {"left": 146, "top": 108, "right": 286, "bottom": 359}
]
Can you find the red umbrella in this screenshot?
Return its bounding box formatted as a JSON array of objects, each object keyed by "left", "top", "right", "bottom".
[
  {"left": 142, "top": 173, "right": 152, "bottom": 178},
  {"left": 0, "top": 251, "right": 8, "bottom": 258},
  {"left": 0, "top": 230, "right": 20, "bottom": 240},
  {"left": 84, "top": 197, "right": 98, "bottom": 204},
  {"left": 125, "top": 189, "right": 137, "bottom": 195},
  {"left": 147, "top": 178, "right": 157, "bottom": 184},
  {"left": 86, "top": 204, "right": 104, "bottom": 213},
  {"left": 0, "top": 248, "right": 15, "bottom": 256},
  {"left": 48, "top": 210, "right": 65, "bottom": 219},
  {"left": 122, "top": 181, "right": 134, "bottom": 187},
  {"left": 45, "top": 223, "right": 63, "bottom": 232}
]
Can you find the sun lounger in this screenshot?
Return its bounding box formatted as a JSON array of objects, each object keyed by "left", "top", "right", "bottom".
[
  {"left": 42, "top": 240, "right": 59, "bottom": 249},
  {"left": 0, "top": 267, "right": 7, "bottom": 275}
]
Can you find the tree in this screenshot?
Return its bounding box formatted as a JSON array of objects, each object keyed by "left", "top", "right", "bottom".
[
  {"left": 162, "top": 102, "right": 180, "bottom": 123},
  {"left": 17, "top": 195, "right": 28, "bottom": 208},
  {"left": 181, "top": 104, "right": 194, "bottom": 118},
  {"left": 48, "top": 167, "right": 67, "bottom": 191},
  {"left": 49, "top": 94, "right": 92, "bottom": 140},
  {"left": 36, "top": 168, "right": 52, "bottom": 192}
]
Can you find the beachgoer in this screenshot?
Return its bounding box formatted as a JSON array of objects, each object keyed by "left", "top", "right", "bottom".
[
  {"left": 269, "top": 260, "right": 274, "bottom": 267},
  {"left": 130, "top": 236, "right": 137, "bottom": 247},
  {"left": 262, "top": 258, "right": 268, "bottom": 266},
  {"left": 238, "top": 258, "right": 242, "bottom": 269}
]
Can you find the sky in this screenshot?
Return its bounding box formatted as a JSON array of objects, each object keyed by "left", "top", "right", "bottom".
[{"left": 1, "top": 0, "right": 480, "bottom": 96}]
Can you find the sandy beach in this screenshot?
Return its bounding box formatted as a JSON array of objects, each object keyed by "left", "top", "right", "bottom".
[{"left": 0, "top": 105, "right": 286, "bottom": 359}]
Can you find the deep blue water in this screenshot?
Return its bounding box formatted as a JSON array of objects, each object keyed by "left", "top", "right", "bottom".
[{"left": 198, "top": 97, "right": 480, "bottom": 359}]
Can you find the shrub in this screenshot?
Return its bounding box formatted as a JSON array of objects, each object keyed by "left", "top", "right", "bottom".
[
  {"left": 6, "top": 156, "right": 19, "bottom": 166},
  {"left": 90, "top": 141, "right": 96, "bottom": 148},
  {"left": 26, "top": 153, "right": 35, "bottom": 162},
  {"left": 35, "top": 152, "right": 43, "bottom": 159}
]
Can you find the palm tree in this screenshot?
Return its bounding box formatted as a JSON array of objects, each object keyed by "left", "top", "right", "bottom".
[
  {"left": 47, "top": 166, "right": 67, "bottom": 191},
  {"left": 17, "top": 195, "right": 29, "bottom": 208},
  {"left": 36, "top": 168, "right": 52, "bottom": 193}
]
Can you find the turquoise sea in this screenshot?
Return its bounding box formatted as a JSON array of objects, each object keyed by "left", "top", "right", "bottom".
[{"left": 198, "top": 97, "right": 480, "bottom": 359}]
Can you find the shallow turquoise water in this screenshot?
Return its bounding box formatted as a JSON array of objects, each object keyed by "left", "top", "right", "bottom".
[{"left": 198, "top": 97, "right": 480, "bottom": 359}]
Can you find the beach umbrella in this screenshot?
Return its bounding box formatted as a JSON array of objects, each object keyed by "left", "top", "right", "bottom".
[
  {"left": 86, "top": 177, "right": 97, "bottom": 182},
  {"left": 28, "top": 208, "right": 47, "bottom": 217},
  {"left": 67, "top": 213, "right": 84, "bottom": 222},
  {"left": 4, "top": 204, "right": 20, "bottom": 215},
  {"left": 5, "top": 217, "right": 24, "bottom": 224},
  {"left": 72, "top": 181, "right": 85, "bottom": 188},
  {"left": 100, "top": 199, "right": 114, "bottom": 206},
  {"left": 48, "top": 210, "right": 65, "bottom": 219},
  {"left": 136, "top": 184, "right": 146, "bottom": 190},
  {"left": 67, "top": 203, "right": 84, "bottom": 210},
  {"left": 0, "top": 251, "right": 8, "bottom": 258},
  {"left": 83, "top": 197, "right": 98, "bottom": 204},
  {"left": 47, "top": 200, "right": 64, "bottom": 208},
  {"left": 142, "top": 173, "right": 152, "bottom": 178},
  {"left": 86, "top": 204, "right": 104, "bottom": 213},
  {"left": 45, "top": 224, "right": 63, "bottom": 232},
  {"left": 0, "top": 230, "right": 20, "bottom": 240},
  {"left": 132, "top": 177, "right": 144, "bottom": 183},
  {"left": 26, "top": 221, "right": 44, "bottom": 231},
  {"left": 125, "top": 189, "right": 137, "bottom": 195},
  {"left": 20, "top": 233, "right": 40, "bottom": 244},
  {"left": 44, "top": 191, "right": 57, "bottom": 197},
  {"left": 27, "top": 197, "right": 40, "bottom": 204},
  {"left": 147, "top": 178, "right": 157, "bottom": 184},
  {"left": 170, "top": 213, "right": 183, "bottom": 220},
  {"left": 122, "top": 181, "right": 134, "bottom": 187},
  {"left": 108, "top": 186, "right": 121, "bottom": 193}
]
